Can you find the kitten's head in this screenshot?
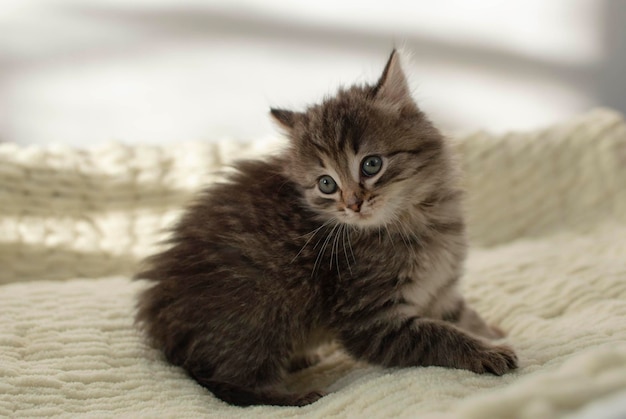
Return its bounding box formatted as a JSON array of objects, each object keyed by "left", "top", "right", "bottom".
[{"left": 272, "top": 50, "right": 454, "bottom": 229}]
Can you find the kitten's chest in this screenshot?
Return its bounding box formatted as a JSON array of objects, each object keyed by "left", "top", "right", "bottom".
[{"left": 392, "top": 241, "right": 462, "bottom": 314}]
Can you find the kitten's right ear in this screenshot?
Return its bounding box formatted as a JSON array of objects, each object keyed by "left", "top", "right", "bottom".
[{"left": 270, "top": 108, "right": 300, "bottom": 129}]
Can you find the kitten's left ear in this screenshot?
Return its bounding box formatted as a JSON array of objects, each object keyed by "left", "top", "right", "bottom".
[
  {"left": 270, "top": 108, "right": 300, "bottom": 129},
  {"left": 372, "top": 49, "right": 412, "bottom": 105}
]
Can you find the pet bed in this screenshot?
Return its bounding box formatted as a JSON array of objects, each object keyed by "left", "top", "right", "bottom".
[{"left": 1, "top": 109, "right": 626, "bottom": 418}]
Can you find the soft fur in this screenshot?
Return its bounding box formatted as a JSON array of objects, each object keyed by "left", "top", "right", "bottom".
[{"left": 135, "top": 50, "right": 517, "bottom": 407}]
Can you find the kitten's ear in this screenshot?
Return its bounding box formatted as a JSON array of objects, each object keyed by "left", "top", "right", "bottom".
[
  {"left": 270, "top": 108, "right": 300, "bottom": 129},
  {"left": 372, "top": 49, "right": 412, "bottom": 104}
]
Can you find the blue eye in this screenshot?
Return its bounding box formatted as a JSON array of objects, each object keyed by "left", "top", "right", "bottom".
[
  {"left": 318, "top": 175, "right": 337, "bottom": 194},
  {"left": 361, "top": 155, "right": 382, "bottom": 176}
]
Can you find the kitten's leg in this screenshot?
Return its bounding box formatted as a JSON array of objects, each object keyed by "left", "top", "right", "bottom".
[
  {"left": 288, "top": 330, "right": 333, "bottom": 372},
  {"left": 442, "top": 298, "right": 506, "bottom": 340},
  {"left": 339, "top": 316, "right": 517, "bottom": 375},
  {"left": 180, "top": 331, "right": 325, "bottom": 406}
]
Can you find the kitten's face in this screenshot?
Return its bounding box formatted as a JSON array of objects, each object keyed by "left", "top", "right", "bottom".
[{"left": 272, "top": 51, "right": 448, "bottom": 229}]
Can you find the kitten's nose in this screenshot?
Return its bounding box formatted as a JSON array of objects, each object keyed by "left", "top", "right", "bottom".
[{"left": 347, "top": 198, "right": 363, "bottom": 213}]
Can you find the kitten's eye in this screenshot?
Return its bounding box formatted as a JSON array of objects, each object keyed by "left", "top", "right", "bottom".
[
  {"left": 318, "top": 175, "right": 337, "bottom": 194},
  {"left": 361, "top": 155, "right": 383, "bottom": 176}
]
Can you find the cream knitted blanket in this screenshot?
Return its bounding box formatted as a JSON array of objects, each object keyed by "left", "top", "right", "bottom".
[{"left": 1, "top": 109, "right": 625, "bottom": 418}]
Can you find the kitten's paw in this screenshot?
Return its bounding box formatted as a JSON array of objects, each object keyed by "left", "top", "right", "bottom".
[
  {"left": 471, "top": 344, "right": 518, "bottom": 375},
  {"left": 295, "top": 390, "right": 326, "bottom": 406}
]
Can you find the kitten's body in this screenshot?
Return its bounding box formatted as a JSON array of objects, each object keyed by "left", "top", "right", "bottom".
[{"left": 136, "top": 51, "right": 516, "bottom": 407}]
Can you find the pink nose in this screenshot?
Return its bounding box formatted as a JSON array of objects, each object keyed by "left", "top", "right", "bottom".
[{"left": 348, "top": 199, "right": 363, "bottom": 212}]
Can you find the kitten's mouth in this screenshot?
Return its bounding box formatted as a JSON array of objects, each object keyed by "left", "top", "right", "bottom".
[
  {"left": 352, "top": 212, "right": 372, "bottom": 220},
  {"left": 343, "top": 211, "right": 384, "bottom": 228},
  {"left": 342, "top": 197, "right": 387, "bottom": 227}
]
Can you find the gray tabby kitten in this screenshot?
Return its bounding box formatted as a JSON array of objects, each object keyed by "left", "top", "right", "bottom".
[{"left": 135, "top": 50, "right": 517, "bottom": 407}]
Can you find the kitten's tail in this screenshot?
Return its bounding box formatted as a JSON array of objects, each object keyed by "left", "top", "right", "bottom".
[{"left": 192, "top": 375, "right": 324, "bottom": 407}]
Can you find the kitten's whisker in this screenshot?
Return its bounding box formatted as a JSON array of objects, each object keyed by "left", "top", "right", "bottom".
[
  {"left": 312, "top": 222, "right": 338, "bottom": 278},
  {"left": 312, "top": 226, "right": 331, "bottom": 277},
  {"left": 346, "top": 225, "right": 356, "bottom": 264},
  {"left": 331, "top": 225, "right": 342, "bottom": 279},
  {"left": 398, "top": 217, "right": 425, "bottom": 250},
  {"left": 327, "top": 224, "right": 339, "bottom": 269},
  {"left": 312, "top": 219, "right": 336, "bottom": 249},
  {"left": 397, "top": 219, "right": 424, "bottom": 258},
  {"left": 392, "top": 218, "right": 410, "bottom": 248},
  {"left": 296, "top": 219, "right": 332, "bottom": 239},
  {"left": 328, "top": 223, "right": 341, "bottom": 270},
  {"left": 330, "top": 223, "right": 341, "bottom": 276},
  {"left": 291, "top": 220, "right": 333, "bottom": 264},
  {"left": 384, "top": 224, "right": 395, "bottom": 248},
  {"left": 392, "top": 217, "right": 419, "bottom": 260},
  {"left": 342, "top": 225, "right": 353, "bottom": 276}
]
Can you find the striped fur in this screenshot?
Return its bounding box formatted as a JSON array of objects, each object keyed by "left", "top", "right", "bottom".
[{"left": 135, "top": 50, "right": 516, "bottom": 407}]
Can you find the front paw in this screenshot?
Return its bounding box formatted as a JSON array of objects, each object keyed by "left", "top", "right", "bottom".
[{"left": 469, "top": 344, "right": 518, "bottom": 375}]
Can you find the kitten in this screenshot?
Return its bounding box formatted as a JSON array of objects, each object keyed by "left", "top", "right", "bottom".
[{"left": 135, "top": 50, "right": 517, "bottom": 407}]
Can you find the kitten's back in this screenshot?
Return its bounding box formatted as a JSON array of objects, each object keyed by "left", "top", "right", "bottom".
[{"left": 135, "top": 158, "right": 328, "bottom": 405}]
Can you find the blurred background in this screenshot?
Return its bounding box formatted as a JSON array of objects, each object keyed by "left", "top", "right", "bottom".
[{"left": 1, "top": 0, "right": 625, "bottom": 147}]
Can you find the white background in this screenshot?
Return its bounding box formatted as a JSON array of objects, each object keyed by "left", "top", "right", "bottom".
[{"left": 1, "top": 0, "right": 625, "bottom": 147}]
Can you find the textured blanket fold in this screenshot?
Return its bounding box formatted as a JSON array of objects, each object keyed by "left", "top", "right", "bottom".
[{"left": 1, "top": 109, "right": 625, "bottom": 418}]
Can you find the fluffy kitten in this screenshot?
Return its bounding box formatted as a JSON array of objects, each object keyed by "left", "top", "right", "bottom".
[{"left": 135, "top": 50, "right": 517, "bottom": 407}]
